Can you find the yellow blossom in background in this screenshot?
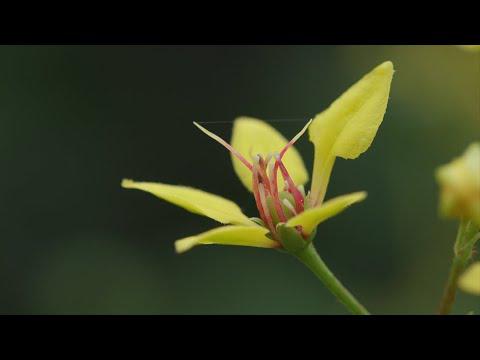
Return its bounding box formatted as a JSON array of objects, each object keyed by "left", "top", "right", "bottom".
[
  {"left": 459, "top": 262, "right": 480, "bottom": 295},
  {"left": 436, "top": 143, "right": 480, "bottom": 227},
  {"left": 457, "top": 45, "right": 480, "bottom": 52},
  {"left": 122, "top": 61, "right": 394, "bottom": 253}
]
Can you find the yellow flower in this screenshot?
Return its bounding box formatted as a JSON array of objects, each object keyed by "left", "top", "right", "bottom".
[
  {"left": 436, "top": 143, "right": 480, "bottom": 227},
  {"left": 122, "top": 61, "right": 394, "bottom": 253},
  {"left": 458, "top": 262, "right": 480, "bottom": 295},
  {"left": 457, "top": 45, "right": 480, "bottom": 52}
]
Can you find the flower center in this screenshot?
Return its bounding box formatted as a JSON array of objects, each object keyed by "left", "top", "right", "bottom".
[
  {"left": 252, "top": 153, "right": 307, "bottom": 239},
  {"left": 193, "top": 119, "right": 312, "bottom": 240}
]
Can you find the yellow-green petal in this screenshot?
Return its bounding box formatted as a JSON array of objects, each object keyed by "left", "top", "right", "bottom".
[
  {"left": 122, "top": 179, "right": 256, "bottom": 226},
  {"left": 458, "top": 262, "right": 480, "bottom": 295},
  {"left": 231, "top": 117, "right": 309, "bottom": 192},
  {"left": 286, "top": 192, "right": 367, "bottom": 234},
  {"left": 174, "top": 225, "right": 279, "bottom": 253},
  {"left": 457, "top": 45, "right": 480, "bottom": 52},
  {"left": 435, "top": 142, "right": 480, "bottom": 227},
  {"left": 309, "top": 61, "right": 394, "bottom": 205}
]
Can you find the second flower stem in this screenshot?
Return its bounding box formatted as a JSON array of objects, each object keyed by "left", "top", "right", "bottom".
[
  {"left": 438, "top": 257, "right": 465, "bottom": 315},
  {"left": 438, "top": 219, "right": 479, "bottom": 315}
]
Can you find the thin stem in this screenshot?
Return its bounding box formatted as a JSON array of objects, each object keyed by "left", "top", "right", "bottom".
[
  {"left": 294, "top": 243, "right": 370, "bottom": 315},
  {"left": 438, "top": 257, "right": 465, "bottom": 315},
  {"left": 438, "top": 219, "right": 478, "bottom": 315}
]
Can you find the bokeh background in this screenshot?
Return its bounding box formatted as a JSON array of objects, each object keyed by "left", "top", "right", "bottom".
[{"left": 0, "top": 45, "right": 478, "bottom": 314}]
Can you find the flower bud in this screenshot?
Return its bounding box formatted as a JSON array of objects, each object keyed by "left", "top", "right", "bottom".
[
  {"left": 436, "top": 143, "right": 480, "bottom": 227},
  {"left": 458, "top": 262, "right": 480, "bottom": 296}
]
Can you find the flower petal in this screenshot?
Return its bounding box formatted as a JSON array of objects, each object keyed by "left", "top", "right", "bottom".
[
  {"left": 122, "top": 179, "right": 256, "bottom": 226},
  {"left": 309, "top": 61, "right": 394, "bottom": 205},
  {"left": 231, "top": 117, "right": 309, "bottom": 192},
  {"left": 457, "top": 45, "right": 480, "bottom": 52},
  {"left": 458, "top": 262, "right": 480, "bottom": 296},
  {"left": 286, "top": 192, "right": 367, "bottom": 234},
  {"left": 436, "top": 142, "right": 480, "bottom": 227},
  {"left": 174, "top": 225, "right": 279, "bottom": 253}
]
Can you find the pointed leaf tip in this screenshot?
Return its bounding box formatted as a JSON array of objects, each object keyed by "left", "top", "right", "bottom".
[
  {"left": 312, "top": 60, "right": 394, "bottom": 160},
  {"left": 377, "top": 61, "right": 394, "bottom": 73},
  {"left": 309, "top": 61, "right": 394, "bottom": 205},
  {"left": 121, "top": 179, "right": 135, "bottom": 188},
  {"left": 175, "top": 236, "right": 198, "bottom": 254}
]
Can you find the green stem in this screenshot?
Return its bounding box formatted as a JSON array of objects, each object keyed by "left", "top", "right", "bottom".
[
  {"left": 438, "top": 219, "right": 478, "bottom": 315},
  {"left": 438, "top": 257, "right": 465, "bottom": 315},
  {"left": 294, "top": 243, "right": 370, "bottom": 315}
]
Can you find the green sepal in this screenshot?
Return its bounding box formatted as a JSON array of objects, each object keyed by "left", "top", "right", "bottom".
[{"left": 276, "top": 223, "right": 317, "bottom": 255}]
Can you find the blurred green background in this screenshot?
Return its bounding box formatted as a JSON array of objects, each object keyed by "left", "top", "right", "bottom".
[{"left": 0, "top": 45, "right": 478, "bottom": 314}]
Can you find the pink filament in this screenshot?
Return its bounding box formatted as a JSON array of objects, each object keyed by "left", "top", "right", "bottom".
[
  {"left": 195, "top": 120, "right": 312, "bottom": 235},
  {"left": 257, "top": 156, "right": 272, "bottom": 195},
  {"left": 268, "top": 162, "right": 288, "bottom": 223},
  {"left": 274, "top": 155, "right": 304, "bottom": 213},
  {"left": 252, "top": 166, "right": 273, "bottom": 234},
  {"left": 279, "top": 119, "right": 312, "bottom": 159},
  {"left": 267, "top": 120, "right": 311, "bottom": 215},
  {"left": 258, "top": 183, "right": 276, "bottom": 235},
  {"left": 193, "top": 122, "right": 253, "bottom": 171},
  {"left": 214, "top": 139, "right": 253, "bottom": 171}
]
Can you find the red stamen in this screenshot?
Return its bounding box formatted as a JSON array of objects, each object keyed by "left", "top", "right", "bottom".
[
  {"left": 258, "top": 183, "right": 276, "bottom": 235},
  {"left": 275, "top": 155, "right": 304, "bottom": 213},
  {"left": 193, "top": 122, "right": 253, "bottom": 171},
  {"left": 257, "top": 156, "right": 272, "bottom": 195},
  {"left": 279, "top": 119, "right": 312, "bottom": 159},
  {"left": 252, "top": 166, "right": 270, "bottom": 230},
  {"left": 268, "top": 162, "right": 288, "bottom": 223}
]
